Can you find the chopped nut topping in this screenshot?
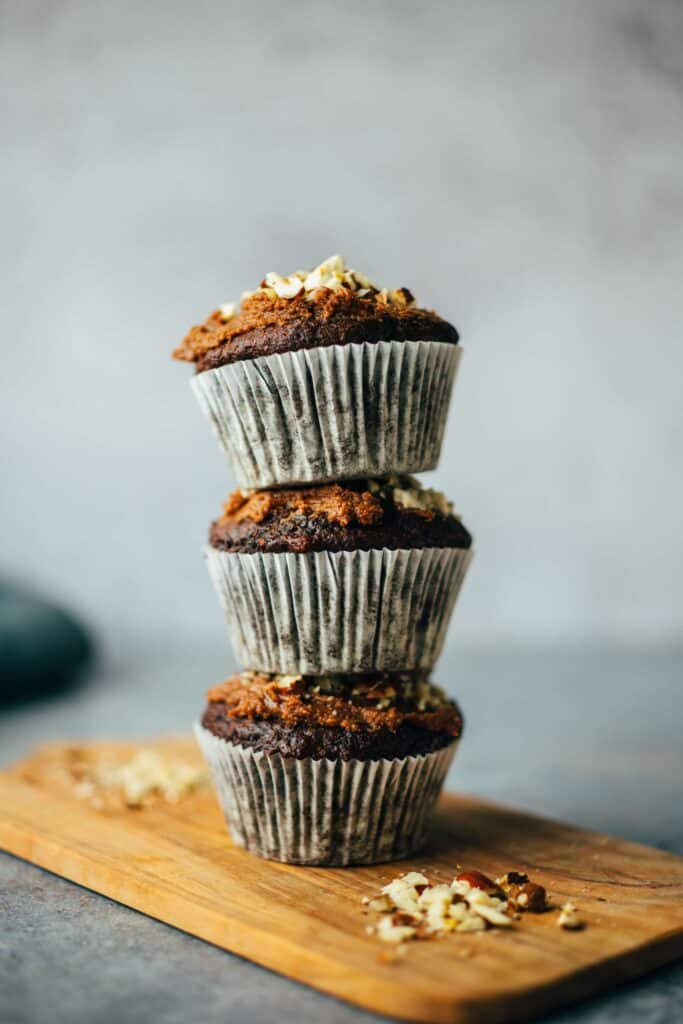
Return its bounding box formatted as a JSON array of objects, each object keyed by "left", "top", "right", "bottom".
[
  {"left": 222, "top": 477, "right": 457, "bottom": 535},
  {"left": 263, "top": 272, "right": 304, "bottom": 299},
  {"left": 273, "top": 674, "right": 303, "bottom": 691},
  {"left": 207, "top": 671, "right": 463, "bottom": 738},
  {"left": 218, "top": 302, "right": 237, "bottom": 322},
  {"left": 211, "top": 255, "right": 417, "bottom": 321},
  {"left": 172, "top": 251, "right": 460, "bottom": 366},
  {"left": 216, "top": 671, "right": 453, "bottom": 714},
  {"left": 393, "top": 287, "right": 415, "bottom": 306},
  {"left": 367, "top": 475, "right": 454, "bottom": 519}
]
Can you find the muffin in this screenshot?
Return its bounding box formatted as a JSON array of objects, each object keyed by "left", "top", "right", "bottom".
[
  {"left": 174, "top": 255, "right": 462, "bottom": 489},
  {"left": 204, "top": 475, "right": 473, "bottom": 674},
  {"left": 195, "top": 670, "right": 464, "bottom": 865}
]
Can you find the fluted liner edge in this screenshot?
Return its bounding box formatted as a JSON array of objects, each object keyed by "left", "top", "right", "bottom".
[
  {"left": 195, "top": 724, "right": 457, "bottom": 865},
  {"left": 205, "top": 545, "right": 473, "bottom": 674},
  {"left": 191, "top": 340, "right": 461, "bottom": 488}
]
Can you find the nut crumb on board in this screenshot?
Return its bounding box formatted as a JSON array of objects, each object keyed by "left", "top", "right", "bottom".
[
  {"left": 377, "top": 945, "right": 408, "bottom": 965},
  {"left": 364, "top": 868, "right": 588, "bottom": 953},
  {"left": 63, "top": 748, "right": 207, "bottom": 810},
  {"left": 495, "top": 872, "right": 548, "bottom": 913},
  {"left": 558, "top": 902, "right": 584, "bottom": 930}
]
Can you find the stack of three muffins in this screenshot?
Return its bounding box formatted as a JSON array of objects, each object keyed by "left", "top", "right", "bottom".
[{"left": 174, "top": 255, "right": 473, "bottom": 865}]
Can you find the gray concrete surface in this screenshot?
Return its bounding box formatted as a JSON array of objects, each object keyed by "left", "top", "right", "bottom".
[{"left": 1, "top": 646, "right": 682, "bottom": 1023}]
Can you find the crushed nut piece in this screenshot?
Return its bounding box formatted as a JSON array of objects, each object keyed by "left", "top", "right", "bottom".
[
  {"left": 263, "top": 272, "right": 304, "bottom": 299},
  {"left": 558, "top": 902, "right": 583, "bottom": 930},
  {"left": 377, "top": 913, "right": 417, "bottom": 944},
  {"left": 274, "top": 674, "right": 304, "bottom": 691},
  {"left": 496, "top": 872, "right": 548, "bottom": 912},
  {"left": 455, "top": 914, "right": 486, "bottom": 933},
  {"left": 511, "top": 882, "right": 547, "bottom": 913},
  {"left": 454, "top": 870, "right": 502, "bottom": 897},
  {"left": 218, "top": 302, "right": 237, "bottom": 322},
  {"left": 496, "top": 871, "right": 529, "bottom": 888},
  {"left": 368, "top": 895, "right": 393, "bottom": 913},
  {"left": 469, "top": 903, "right": 512, "bottom": 928},
  {"left": 393, "top": 286, "right": 415, "bottom": 306}
]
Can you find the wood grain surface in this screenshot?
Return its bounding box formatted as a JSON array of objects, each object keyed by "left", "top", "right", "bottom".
[{"left": 1, "top": 737, "right": 682, "bottom": 1024}]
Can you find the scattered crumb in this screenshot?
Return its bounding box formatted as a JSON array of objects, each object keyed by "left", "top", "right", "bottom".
[
  {"left": 377, "top": 945, "right": 407, "bottom": 965},
  {"left": 65, "top": 748, "right": 207, "bottom": 810},
  {"left": 364, "top": 866, "right": 590, "bottom": 955},
  {"left": 558, "top": 902, "right": 584, "bottom": 930}
]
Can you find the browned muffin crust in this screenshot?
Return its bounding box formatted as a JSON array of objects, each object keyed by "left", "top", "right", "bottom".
[
  {"left": 206, "top": 672, "right": 463, "bottom": 736},
  {"left": 202, "top": 672, "right": 463, "bottom": 761},
  {"left": 209, "top": 480, "right": 472, "bottom": 555},
  {"left": 174, "top": 289, "right": 458, "bottom": 373}
]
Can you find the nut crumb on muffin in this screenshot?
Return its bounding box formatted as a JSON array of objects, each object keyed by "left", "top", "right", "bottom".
[
  {"left": 209, "top": 476, "right": 471, "bottom": 555},
  {"left": 201, "top": 671, "right": 463, "bottom": 762},
  {"left": 173, "top": 255, "right": 458, "bottom": 371},
  {"left": 206, "top": 671, "right": 462, "bottom": 735}
]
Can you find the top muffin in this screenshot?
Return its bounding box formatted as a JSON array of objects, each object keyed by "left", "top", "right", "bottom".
[{"left": 173, "top": 254, "right": 459, "bottom": 372}]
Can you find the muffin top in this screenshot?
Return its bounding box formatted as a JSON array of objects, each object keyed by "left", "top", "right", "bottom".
[
  {"left": 173, "top": 255, "right": 458, "bottom": 372},
  {"left": 209, "top": 475, "right": 472, "bottom": 555},
  {"left": 205, "top": 671, "right": 464, "bottom": 737}
]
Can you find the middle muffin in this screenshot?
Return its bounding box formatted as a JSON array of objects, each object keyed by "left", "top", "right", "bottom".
[{"left": 205, "top": 475, "right": 473, "bottom": 674}]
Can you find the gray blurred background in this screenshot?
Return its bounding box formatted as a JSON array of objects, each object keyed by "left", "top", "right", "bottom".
[{"left": 2, "top": 0, "right": 682, "bottom": 664}]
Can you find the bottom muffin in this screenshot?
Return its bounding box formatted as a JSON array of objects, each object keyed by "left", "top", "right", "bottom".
[{"left": 196, "top": 671, "right": 463, "bottom": 865}]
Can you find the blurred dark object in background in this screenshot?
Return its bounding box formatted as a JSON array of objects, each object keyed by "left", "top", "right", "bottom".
[{"left": 0, "top": 582, "right": 94, "bottom": 706}]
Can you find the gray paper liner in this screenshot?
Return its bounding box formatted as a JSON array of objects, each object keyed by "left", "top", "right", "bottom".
[
  {"left": 195, "top": 724, "right": 457, "bottom": 865},
  {"left": 205, "top": 545, "right": 473, "bottom": 674},
  {"left": 191, "top": 340, "right": 461, "bottom": 489}
]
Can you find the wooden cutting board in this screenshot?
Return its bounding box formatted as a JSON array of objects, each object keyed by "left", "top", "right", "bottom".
[{"left": 1, "top": 737, "right": 682, "bottom": 1024}]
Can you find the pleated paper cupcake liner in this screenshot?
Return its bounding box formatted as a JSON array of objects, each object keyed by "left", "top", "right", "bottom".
[
  {"left": 191, "top": 340, "right": 461, "bottom": 489},
  {"left": 205, "top": 544, "right": 473, "bottom": 674},
  {"left": 195, "top": 723, "right": 457, "bottom": 866}
]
